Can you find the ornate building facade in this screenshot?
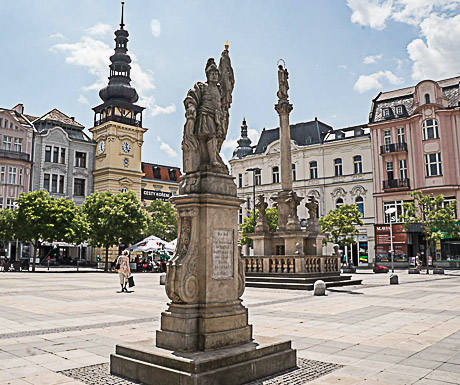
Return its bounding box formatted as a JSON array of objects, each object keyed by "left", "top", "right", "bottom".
[
  {"left": 369, "top": 76, "right": 460, "bottom": 263},
  {"left": 89, "top": 4, "right": 146, "bottom": 198},
  {"left": 230, "top": 119, "right": 375, "bottom": 266}
]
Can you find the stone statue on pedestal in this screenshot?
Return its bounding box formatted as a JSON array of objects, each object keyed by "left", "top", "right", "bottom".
[
  {"left": 277, "top": 64, "right": 289, "bottom": 100},
  {"left": 306, "top": 195, "right": 318, "bottom": 221},
  {"left": 182, "top": 43, "right": 234, "bottom": 174},
  {"left": 255, "top": 194, "right": 269, "bottom": 233}
]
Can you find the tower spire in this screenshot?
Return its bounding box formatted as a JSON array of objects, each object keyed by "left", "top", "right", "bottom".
[{"left": 120, "top": 1, "right": 125, "bottom": 29}]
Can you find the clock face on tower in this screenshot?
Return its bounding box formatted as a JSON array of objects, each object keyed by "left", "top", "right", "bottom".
[
  {"left": 98, "top": 140, "right": 105, "bottom": 154},
  {"left": 122, "top": 141, "right": 131, "bottom": 153}
]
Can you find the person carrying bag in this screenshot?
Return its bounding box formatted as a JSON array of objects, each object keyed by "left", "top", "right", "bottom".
[{"left": 115, "top": 250, "right": 131, "bottom": 293}]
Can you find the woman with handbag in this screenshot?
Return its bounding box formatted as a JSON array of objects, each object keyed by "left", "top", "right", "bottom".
[{"left": 116, "top": 250, "right": 131, "bottom": 293}]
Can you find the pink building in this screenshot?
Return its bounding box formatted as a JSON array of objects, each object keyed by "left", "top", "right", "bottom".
[{"left": 369, "top": 77, "right": 460, "bottom": 263}]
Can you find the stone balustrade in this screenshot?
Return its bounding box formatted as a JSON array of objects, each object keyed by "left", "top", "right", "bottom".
[{"left": 243, "top": 255, "right": 340, "bottom": 274}]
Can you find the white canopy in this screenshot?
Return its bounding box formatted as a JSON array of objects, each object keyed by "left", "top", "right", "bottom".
[
  {"left": 164, "top": 239, "right": 177, "bottom": 253},
  {"left": 128, "top": 235, "right": 167, "bottom": 253}
]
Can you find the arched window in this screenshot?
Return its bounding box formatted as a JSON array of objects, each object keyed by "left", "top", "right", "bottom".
[
  {"left": 309, "top": 161, "right": 318, "bottom": 179},
  {"left": 353, "top": 155, "right": 362, "bottom": 174},
  {"left": 355, "top": 196, "right": 364, "bottom": 215},
  {"left": 422, "top": 119, "right": 439, "bottom": 140},
  {"left": 334, "top": 158, "right": 343, "bottom": 176},
  {"left": 336, "top": 198, "right": 344, "bottom": 209},
  {"left": 272, "top": 166, "right": 279, "bottom": 184},
  {"left": 425, "top": 93, "right": 431, "bottom": 104}
]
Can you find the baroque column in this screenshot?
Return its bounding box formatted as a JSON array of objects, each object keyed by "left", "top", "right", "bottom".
[{"left": 272, "top": 63, "right": 302, "bottom": 231}]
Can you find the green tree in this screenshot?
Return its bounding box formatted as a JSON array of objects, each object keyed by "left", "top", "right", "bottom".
[
  {"left": 14, "top": 191, "right": 56, "bottom": 271},
  {"left": 83, "top": 191, "right": 149, "bottom": 271},
  {"left": 402, "top": 191, "right": 459, "bottom": 261},
  {"left": 319, "top": 204, "right": 364, "bottom": 256},
  {"left": 0, "top": 208, "right": 17, "bottom": 243},
  {"left": 240, "top": 207, "right": 278, "bottom": 247},
  {"left": 145, "top": 200, "right": 177, "bottom": 241}
]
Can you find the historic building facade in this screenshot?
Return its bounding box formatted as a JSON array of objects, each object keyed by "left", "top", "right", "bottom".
[
  {"left": 32, "top": 108, "right": 95, "bottom": 205},
  {"left": 369, "top": 76, "right": 460, "bottom": 263},
  {"left": 230, "top": 118, "right": 375, "bottom": 266},
  {"left": 0, "top": 104, "right": 35, "bottom": 259},
  {"left": 141, "top": 163, "right": 180, "bottom": 205}
]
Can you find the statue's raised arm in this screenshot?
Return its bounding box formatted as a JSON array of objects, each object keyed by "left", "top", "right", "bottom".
[{"left": 218, "top": 41, "right": 235, "bottom": 151}]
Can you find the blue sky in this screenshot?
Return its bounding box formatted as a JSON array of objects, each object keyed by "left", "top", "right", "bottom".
[{"left": 1, "top": 0, "right": 459, "bottom": 167}]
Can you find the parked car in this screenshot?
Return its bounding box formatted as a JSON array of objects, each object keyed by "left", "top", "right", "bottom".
[{"left": 373, "top": 264, "right": 389, "bottom": 273}]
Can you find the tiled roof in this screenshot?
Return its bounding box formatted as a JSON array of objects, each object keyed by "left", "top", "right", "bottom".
[
  {"left": 0, "top": 108, "right": 34, "bottom": 128},
  {"left": 34, "top": 108, "right": 84, "bottom": 128},
  {"left": 370, "top": 76, "right": 460, "bottom": 124},
  {"left": 142, "top": 162, "right": 181, "bottom": 182},
  {"left": 252, "top": 120, "right": 332, "bottom": 155}
]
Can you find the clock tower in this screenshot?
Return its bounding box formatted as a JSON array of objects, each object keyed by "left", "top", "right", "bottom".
[{"left": 90, "top": 1, "right": 146, "bottom": 198}]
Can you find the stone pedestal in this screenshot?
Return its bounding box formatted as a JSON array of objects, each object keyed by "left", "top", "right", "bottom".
[{"left": 251, "top": 233, "right": 273, "bottom": 256}]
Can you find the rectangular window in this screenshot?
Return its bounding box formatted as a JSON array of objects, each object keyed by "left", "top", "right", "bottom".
[
  {"left": 292, "top": 164, "right": 296, "bottom": 181},
  {"left": 7, "top": 167, "right": 16, "bottom": 184},
  {"left": 395, "top": 106, "right": 403, "bottom": 115},
  {"left": 386, "top": 161, "right": 394, "bottom": 181},
  {"left": 238, "top": 173, "right": 242, "bottom": 188},
  {"left": 353, "top": 156, "right": 362, "bottom": 174},
  {"left": 310, "top": 161, "right": 318, "bottom": 179},
  {"left": 399, "top": 159, "right": 407, "bottom": 180},
  {"left": 255, "top": 169, "right": 261, "bottom": 186},
  {"left": 334, "top": 159, "right": 342, "bottom": 177},
  {"left": 59, "top": 175, "right": 65, "bottom": 194},
  {"left": 75, "top": 151, "right": 87, "bottom": 168},
  {"left": 3, "top": 136, "right": 12, "bottom": 151},
  {"left": 60, "top": 148, "right": 66, "bottom": 164},
  {"left": 382, "top": 108, "right": 390, "bottom": 118},
  {"left": 53, "top": 147, "right": 59, "bottom": 163},
  {"left": 4, "top": 119, "right": 8, "bottom": 128},
  {"left": 422, "top": 119, "right": 439, "bottom": 140},
  {"left": 383, "top": 130, "right": 391, "bottom": 148},
  {"left": 0, "top": 166, "right": 5, "bottom": 183},
  {"left": 0, "top": 198, "right": 3, "bottom": 209},
  {"left": 51, "top": 174, "right": 58, "bottom": 193},
  {"left": 238, "top": 207, "right": 243, "bottom": 224},
  {"left": 44, "top": 173, "right": 50, "bottom": 191},
  {"left": 18, "top": 168, "right": 23, "bottom": 185},
  {"left": 45, "top": 146, "right": 52, "bottom": 162},
  {"left": 272, "top": 167, "right": 280, "bottom": 183},
  {"left": 13, "top": 138, "right": 22, "bottom": 152},
  {"left": 384, "top": 200, "right": 407, "bottom": 223},
  {"left": 73, "top": 178, "right": 85, "bottom": 197},
  {"left": 425, "top": 153, "right": 442, "bottom": 176},
  {"left": 6, "top": 198, "right": 14, "bottom": 210},
  {"left": 397, "top": 127, "right": 405, "bottom": 144}
]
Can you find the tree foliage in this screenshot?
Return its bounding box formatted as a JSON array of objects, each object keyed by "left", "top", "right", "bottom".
[
  {"left": 402, "top": 191, "right": 459, "bottom": 256},
  {"left": 240, "top": 207, "right": 278, "bottom": 246},
  {"left": 82, "top": 191, "right": 149, "bottom": 271},
  {"left": 145, "top": 200, "right": 177, "bottom": 242},
  {"left": 0, "top": 209, "right": 17, "bottom": 242},
  {"left": 319, "top": 204, "right": 364, "bottom": 247}
]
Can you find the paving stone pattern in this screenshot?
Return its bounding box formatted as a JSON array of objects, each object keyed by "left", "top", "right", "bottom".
[{"left": 59, "top": 359, "right": 342, "bottom": 385}]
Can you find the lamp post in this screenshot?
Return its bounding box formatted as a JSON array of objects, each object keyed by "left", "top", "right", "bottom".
[
  {"left": 385, "top": 207, "right": 398, "bottom": 284},
  {"left": 246, "top": 168, "right": 260, "bottom": 229}
]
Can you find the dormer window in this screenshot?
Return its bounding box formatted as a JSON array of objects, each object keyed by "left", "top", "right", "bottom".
[
  {"left": 168, "top": 168, "right": 177, "bottom": 181},
  {"left": 395, "top": 105, "right": 404, "bottom": 115},
  {"left": 336, "top": 131, "right": 344, "bottom": 139},
  {"left": 382, "top": 108, "right": 391, "bottom": 118},
  {"left": 354, "top": 127, "right": 364, "bottom": 136}
]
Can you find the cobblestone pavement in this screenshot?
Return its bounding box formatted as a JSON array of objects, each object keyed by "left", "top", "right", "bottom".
[
  {"left": 0, "top": 270, "right": 459, "bottom": 384},
  {"left": 59, "top": 358, "right": 342, "bottom": 385}
]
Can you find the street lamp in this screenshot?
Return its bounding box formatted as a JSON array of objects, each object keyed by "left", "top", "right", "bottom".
[
  {"left": 246, "top": 168, "right": 261, "bottom": 229},
  {"left": 385, "top": 207, "right": 398, "bottom": 284}
]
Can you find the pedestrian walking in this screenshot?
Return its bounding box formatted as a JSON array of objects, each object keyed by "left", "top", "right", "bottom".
[{"left": 116, "top": 250, "right": 131, "bottom": 293}]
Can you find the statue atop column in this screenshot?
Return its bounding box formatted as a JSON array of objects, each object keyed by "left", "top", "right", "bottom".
[
  {"left": 277, "top": 64, "right": 289, "bottom": 100},
  {"left": 182, "top": 42, "right": 234, "bottom": 174}
]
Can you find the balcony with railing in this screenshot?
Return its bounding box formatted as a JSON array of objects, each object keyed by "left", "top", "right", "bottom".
[
  {"left": 0, "top": 149, "right": 30, "bottom": 162},
  {"left": 380, "top": 142, "right": 407, "bottom": 154},
  {"left": 383, "top": 178, "right": 410, "bottom": 190}
]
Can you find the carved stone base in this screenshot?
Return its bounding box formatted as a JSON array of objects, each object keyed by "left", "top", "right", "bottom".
[
  {"left": 111, "top": 337, "right": 296, "bottom": 385},
  {"left": 156, "top": 300, "right": 252, "bottom": 352},
  {"left": 271, "top": 190, "right": 302, "bottom": 231},
  {"left": 179, "top": 171, "right": 237, "bottom": 196}
]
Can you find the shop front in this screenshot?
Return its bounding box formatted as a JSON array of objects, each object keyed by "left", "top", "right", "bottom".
[
  {"left": 374, "top": 224, "right": 409, "bottom": 266},
  {"left": 339, "top": 235, "right": 370, "bottom": 267}
]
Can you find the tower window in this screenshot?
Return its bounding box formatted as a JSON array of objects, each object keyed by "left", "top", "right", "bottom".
[{"left": 425, "top": 93, "right": 431, "bottom": 104}]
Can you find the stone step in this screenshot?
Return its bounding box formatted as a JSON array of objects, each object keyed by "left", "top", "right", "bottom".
[
  {"left": 245, "top": 279, "right": 362, "bottom": 291},
  {"left": 245, "top": 275, "right": 352, "bottom": 284},
  {"left": 245, "top": 272, "right": 340, "bottom": 278}
]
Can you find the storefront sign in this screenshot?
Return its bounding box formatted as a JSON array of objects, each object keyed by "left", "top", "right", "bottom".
[
  {"left": 374, "top": 224, "right": 408, "bottom": 262},
  {"left": 141, "top": 188, "right": 172, "bottom": 202}
]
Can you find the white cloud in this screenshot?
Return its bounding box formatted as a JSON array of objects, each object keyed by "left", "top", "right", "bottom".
[
  {"left": 347, "top": 0, "right": 393, "bottom": 30},
  {"left": 85, "top": 23, "right": 112, "bottom": 36},
  {"left": 407, "top": 14, "right": 460, "bottom": 80},
  {"left": 354, "top": 70, "right": 403, "bottom": 93},
  {"left": 50, "top": 24, "right": 175, "bottom": 117},
  {"left": 157, "top": 137, "right": 178, "bottom": 158},
  {"left": 150, "top": 19, "right": 161, "bottom": 37},
  {"left": 49, "top": 32, "right": 65, "bottom": 40},
  {"left": 363, "top": 54, "right": 383, "bottom": 64},
  {"left": 77, "top": 95, "right": 89, "bottom": 104},
  {"left": 392, "top": 0, "right": 460, "bottom": 25}
]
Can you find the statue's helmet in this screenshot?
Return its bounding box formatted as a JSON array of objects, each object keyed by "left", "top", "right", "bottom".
[{"left": 205, "top": 58, "right": 219, "bottom": 76}]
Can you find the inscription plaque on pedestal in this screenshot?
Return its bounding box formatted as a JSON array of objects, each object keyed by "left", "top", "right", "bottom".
[{"left": 212, "top": 229, "right": 234, "bottom": 279}]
